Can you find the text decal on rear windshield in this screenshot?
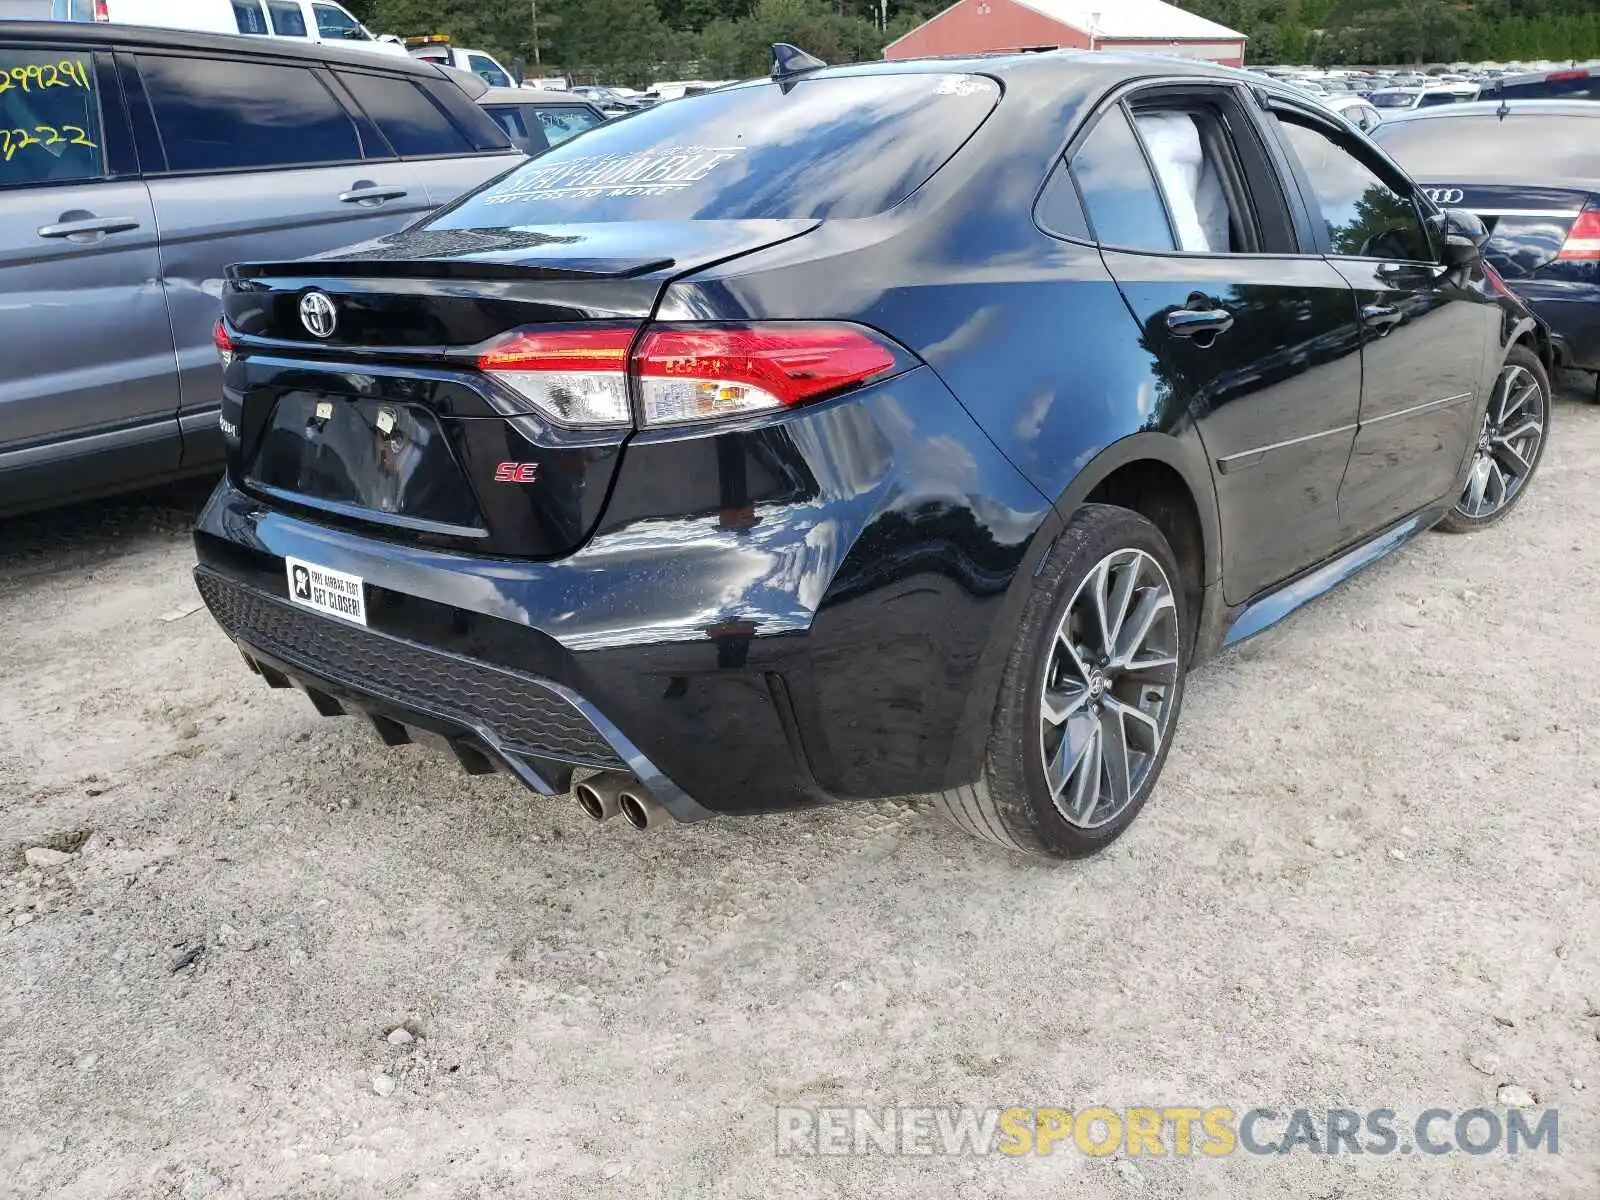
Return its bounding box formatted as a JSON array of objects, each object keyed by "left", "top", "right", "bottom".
[{"left": 482, "top": 144, "right": 747, "bottom": 204}]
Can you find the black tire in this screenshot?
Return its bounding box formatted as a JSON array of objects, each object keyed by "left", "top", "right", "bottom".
[
  {"left": 1436, "top": 345, "right": 1551, "bottom": 534},
  {"left": 933, "top": 504, "right": 1191, "bottom": 859}
]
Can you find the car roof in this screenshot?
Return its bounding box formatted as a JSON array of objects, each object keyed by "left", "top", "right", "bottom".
[
  {"left": 478, "top": 86, "right": 596, "bottom": 105},
  {"left": 0, "top": 19, "right": 443, "bottom": 75},
  {"left": 1383, "top": 99, "right": 1600, "bottom": 123},
  {"left": 730, "top": 48, "right": 1249, "bottom": 92}
]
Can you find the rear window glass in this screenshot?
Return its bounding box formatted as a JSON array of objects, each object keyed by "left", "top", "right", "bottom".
[
  {"left": 429, "top": 73, "right": 999, "bottom": 226},
  {"left": 1373, "top": 114, "right": 1600, "bottom": 179},
  {"left": 337, "top": 71, "right": 472, "bottom": 157}
]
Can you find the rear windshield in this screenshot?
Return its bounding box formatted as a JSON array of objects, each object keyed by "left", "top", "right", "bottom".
[
  {"left": 428, "top": 73, "right": 999, "bottom": 227},
  {"left": 1373, "top": 113, "right": 1600, "bottom": 179}
]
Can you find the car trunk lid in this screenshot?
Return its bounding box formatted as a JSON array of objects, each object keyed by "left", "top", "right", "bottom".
[{"left": 219, "top": 219, "right": 819, "bottom": 559}]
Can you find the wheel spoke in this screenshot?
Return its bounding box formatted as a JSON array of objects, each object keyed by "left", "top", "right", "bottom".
[
  {"left": 1041, "top": 681, "right": 1090, "bottom": 727},
  {"left": 1103, "top": 556, "right": 1141, "bottom": 653},
  {"left": 1486, "top": 458, "right": 1509, "bottom": 506},
  {"left": 1064, "top": 722, "right": 1103, "bottom": 822},
  {"left": 1495, "top": 418, "right": 1542, "bottom": 447},
  {"left": 1120, "top": 654, "right": 1180, "bottom": 685},
  {"left": 1106, "top": 695, "right": 1163, "bottom": 757},
  {"left": 1464, "top": 456, "right": 1491, "bottom": 515},
  {"left": 1055, "top": 633, "right": 1094, "bottom": 688},
  {"left": 1099, "top": 706, "right": 1131, "bottom": 810},
  {"left": 1046, "top": 708, "right": 1099, "bottom": 800},
  {"left": 1087, "top": 558, "right": 1115, "bottom": 658},
  {"left": 1112, "top": 587, "right": 1174, "bottom": 669},
  {"left": 1490, "top": 440, "right": 1532, "bottom": 480},
  {"left": 1497, "top": 372, "right": 1529, "bottom": 424}
]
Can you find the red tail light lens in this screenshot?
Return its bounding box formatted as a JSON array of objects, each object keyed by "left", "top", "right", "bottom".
[
  {"left": 212, "top": 319, "right": 234, "bottom": 366},
  {"left": 475, "top": 322, "right": 900, "bottom": 429},
  {"left": 1558, "top": 208, "right": 1600, "bottom": 260},
  {"left": 635, "top": 325, "right": 897, "bottom": 426},
  {"left": 92, "top": 0, "right": 109, "bottom": 18},
  {"left": 477, "top": 325, "right": 637, "bottom": 427}
]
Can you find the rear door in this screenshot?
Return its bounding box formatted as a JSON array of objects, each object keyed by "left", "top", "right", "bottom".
[
  {"left": 1265, "top": 102, "right": 1498, "bottom": 539},
  {"left": 1082, "top": 83, "right": 1365, "bottom": 605},
  {"left": 124, "top": 49, "right": 435, "bottom": 465},
  {"left": 0, "top": 42, "right": 179, "bottom": 505}
]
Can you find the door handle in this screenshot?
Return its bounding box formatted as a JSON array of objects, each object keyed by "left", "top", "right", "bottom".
[
  {"left": 1166, "top": 308, "right": 1235, "bottom": 341},
  {"left": 338, "top": 186, "right": 409, "bottom": 205},
  {"left": 1361, "top": 303, "right": 1404, "bottom": 332},
  {"left": 36, "top": 215, "right": 140, "bottom": 240}
]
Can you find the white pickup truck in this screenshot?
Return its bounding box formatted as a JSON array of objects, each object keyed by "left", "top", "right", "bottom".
[{"left": 406, "top": 37, "right": 520, "bottom": 88}]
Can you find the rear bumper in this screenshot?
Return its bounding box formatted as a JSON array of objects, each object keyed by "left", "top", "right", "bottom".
[
  {"left": 192, "top": 366, "right": 1057, "bottom": 815},
  {"left": 194, "top": 565, "right": 711, "bottom": 820}
]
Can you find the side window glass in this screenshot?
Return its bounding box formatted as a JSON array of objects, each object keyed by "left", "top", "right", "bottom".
[
  {"left": 313, "top": 4, "right": 367, "bottom": 40},
  {"left": 0, "top": 50, "right": 105, "bottom": 188},
  {"left": 466, "top": 54, "right": 511, "bottom": 88},
  {"left": 1274, "top": 114, "right": 1432, "bottom": 262},
  {"left": 139, "top": 55, "right": 360, "bottom": 171},
  {"left": 1132, "top": 108, "right": 1247, "bottom": 252},
  {"left": 1070, "top": 105, "right": 1175, "bottom": 252},
  {"left": 232, "top": 1, "right": 269, "bottom": 34},
  {"left": 336, "top": 71, "right": 472, "bottom": 157},
  {"left": 1034, "top": 158, "right": 1089, "bottom": 240},
  {"left": 267, "top": 2, "right": 308, "bottom": 37}
]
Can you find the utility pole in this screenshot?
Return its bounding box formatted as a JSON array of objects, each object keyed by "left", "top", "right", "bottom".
[{"left": 532, "top": 0, "right": 541, "bottom": 65}]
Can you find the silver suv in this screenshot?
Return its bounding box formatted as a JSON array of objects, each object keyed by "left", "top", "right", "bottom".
[{"left": 0, "top": 22, "right": 522, "bottom": 515}]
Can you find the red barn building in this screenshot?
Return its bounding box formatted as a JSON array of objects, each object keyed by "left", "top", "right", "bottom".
[{"left": 883, "top": 0, "right": 1247, "bottom": 67}]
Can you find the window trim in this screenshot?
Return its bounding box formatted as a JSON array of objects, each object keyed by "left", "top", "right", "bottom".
[
  {"left": 1262, "top": 96, "right": 1440, "bottom": 265},
  {"left": 1040, "top": 77, "right": 1307, "bottom": 261},
  {"left": 126, "top": 51, "right": 369, "bottom": 178}
]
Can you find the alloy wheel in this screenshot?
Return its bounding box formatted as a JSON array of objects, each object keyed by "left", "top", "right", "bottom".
[
  {"left": 1459, "top": 363, "right": 1546, "bottom": 520},
  {"left": 1039, "top": 548, "right": 1180, "bottom": 830}
]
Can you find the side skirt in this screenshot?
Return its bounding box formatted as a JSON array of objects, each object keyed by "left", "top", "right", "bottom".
[{"left": 1219, "top": 505, "right": 1446, "bottom": 650}]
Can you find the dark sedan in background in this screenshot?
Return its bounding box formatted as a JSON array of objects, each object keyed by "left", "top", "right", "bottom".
[
  {"left": 1373, "top": 101, "right": 1600, "bottom": 388},
  {"left": 197, "top": 52, "right": 1549, "bottom": 858}
]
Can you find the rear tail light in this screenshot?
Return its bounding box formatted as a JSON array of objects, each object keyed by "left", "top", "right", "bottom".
[
  {"left": 477, "top": 325, "right": 636, "bottom": 427},
  {"left": 635, "top": 325, "right": 897, "bottom": 426},
  {"left": 1546, "top": 69, "right": 1587, "bottom": 82},
  {"left": 1557, "top": 207, "right": 1600, "bottom": 261},
  {"left": 213, "top": 319, "right": 234, "bottom": 367},
  {"left": 92, "top": 0, "right": 108, "bottom": 18},
  {"left": 475, "top": 323, "right": 899, "bottom": 428}
]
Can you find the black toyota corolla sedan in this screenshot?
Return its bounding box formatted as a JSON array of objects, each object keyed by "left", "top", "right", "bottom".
[{"left": 196, "top": 50, "right": 1551, "bottom": 858}]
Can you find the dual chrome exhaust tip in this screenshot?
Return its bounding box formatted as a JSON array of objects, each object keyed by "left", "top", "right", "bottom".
[{"left": 573, "top": 771, "right": 669, "bottom": 831}]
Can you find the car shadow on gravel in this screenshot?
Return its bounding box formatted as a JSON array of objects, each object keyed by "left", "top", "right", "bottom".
[{"left": 0, "top": 476, "right": 218, "bottom": 583}]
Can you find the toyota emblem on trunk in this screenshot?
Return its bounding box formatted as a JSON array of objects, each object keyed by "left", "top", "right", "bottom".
[{"left": 299, "top": 290, "right": 338, "bottom": 339}]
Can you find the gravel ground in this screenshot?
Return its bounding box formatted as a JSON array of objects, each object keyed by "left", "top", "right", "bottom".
[{"left": 2, "top": 382, "right": 1598, "bottom": 1199}]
